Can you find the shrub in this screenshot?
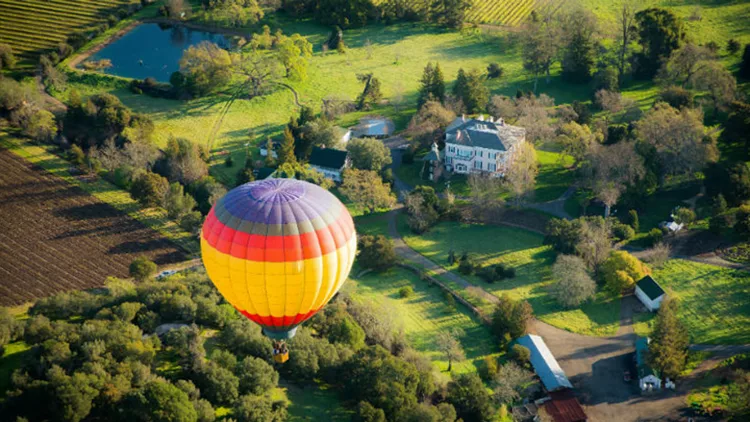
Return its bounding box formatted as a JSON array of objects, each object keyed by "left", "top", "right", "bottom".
[
  {"left": 457, "top": 253, "right": 479, "bottom": 275},
  {"left": 129, "top": 257, "right": 157, "bottom": 281},
  {"left": 357, "top": 235, "right": 397, "bottom": 272},
  {"left": 612, "top": 223, "right": 635, "bottom": 241},
  {"left": 509, "top": 344, "right": 531, "bottom": 366},
  {"left": 601, "top": 251, "right": 649, "bottom": 294},
  {"left": 628, "top": 209, "right": 640, "bottom": 232},
  {"left": 641, "top": 243, "right": 671, "bottom": 268},
  {"left": 673, "top": 207, "right": 696, "bottom": 225},
  {"left": 648, "top": 228, "right": 664, "bottom": 246},
  {"left": 487, "top": 63, "right": 504, "bottom": 79},
  {"left": 224, "top": 155, "right": 233, "bottom": 167},
  {"left": 398, "top": 286, "right": 414, "bottom": 298}
]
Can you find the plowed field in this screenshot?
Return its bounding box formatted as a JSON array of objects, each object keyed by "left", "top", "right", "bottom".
[{"left": 0, "top": 149, "right": 185, "bottom": 305}]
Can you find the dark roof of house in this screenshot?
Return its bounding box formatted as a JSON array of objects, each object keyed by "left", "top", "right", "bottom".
[
  {"left": 309, "top": 147, "right": 348, "bottom": 170},
  {"left": 445, "top": 118, "right": 525, "bottom": 151},
  {"left": 255, "top": 167, "right": 275, "bottom": 180},
  {"left": 516, "top": 334, "right": 573, "bottom": 391},
  {"left": 545, "top": 390, "right": 588, "bottom": 422},
  {"left": 635, "top": 337, "right": 659, "bottom": 379},
  {"left": 636, "top": 275, "right": 665, "bottom": 301}
]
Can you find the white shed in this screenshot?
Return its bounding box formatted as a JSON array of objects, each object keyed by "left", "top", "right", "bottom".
[{"left": 635, "top": 275, "right": 666, "bottom": 312}]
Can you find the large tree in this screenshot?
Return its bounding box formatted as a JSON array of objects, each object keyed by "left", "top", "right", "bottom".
[
  {"left": 583, "top": 141, "right": 645, "bottom": 217},
  {"left": 615, "top": 2, "right": 637, "bottom": 85},
  {"left": 492, "top": 362, "right": 534, "bottom": 405},
  {"left": 447, "top": 373, "right": 495, "bottom": 422},
  {"left": 634, "top": 8, "right": 685, "bottom": 79},
  {"left": 657, "top": 43, "right": 715, "bottom": 87},
  {"left": 550, "top": 254, "right": 596, "bottom": 308},
  {"left": 520, "top": 13, "right": 562, "bottom": 91},
  {"left": 722, "top": 101, "right": 750, "bottom": 157},
  {"left": 648, "top": 297, "right": 689, "bottom": 380},
  {"left": 340, "top": 169, "right": 396, "bottom": 212},
  {"left": 560, "top": 9, "right": 598, "bottom": 83},
  {"left": 436, "top": 329, "right": 465, "bottom": 372},
  {"left": 178, "top": 41, "right": 233, "bottom": 96},
  {"left": 429, "top": 0, "right": 472, "bottom": 28},
  {"left": 237, "top": 48, "right": 283, "bottom": 98},
  {"left": 601, "top": 250, "right": 649, "bottom": 294},
  {"left": 417, "top": 62, "right": 446, "bottom": 108},
  {"left": 452, "top": 68, "right": 489, "bottom": 114},
  {"left": 0, "top": 43, "right": 16, "bottom": 71},
  {"left": 557, "top": 121, "right": 600, "bottom": 168},
  {"left": 504, "top": 142, "right": 538, "bottom": 206},
  {"left": 635, "top": 103, "right": 716, "bottom": 182},
  {"left": 346, "top": 137, "right": 392, "bottom": 171}
]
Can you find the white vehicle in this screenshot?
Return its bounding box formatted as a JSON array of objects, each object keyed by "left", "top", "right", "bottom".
[{"left": 156, "top": 269, "right": 177, "bottom": 279}]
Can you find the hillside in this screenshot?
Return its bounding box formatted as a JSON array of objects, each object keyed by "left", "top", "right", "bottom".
[{"left": 0, "top": 0, "right": 139, "bottom": 65}]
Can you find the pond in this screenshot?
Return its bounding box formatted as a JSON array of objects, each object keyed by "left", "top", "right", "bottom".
[{"left": 83, "top": 23, "right": 231, "bottom": 82}]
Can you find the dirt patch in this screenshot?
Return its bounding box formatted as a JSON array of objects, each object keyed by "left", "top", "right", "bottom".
[{"left": 0, "top": 149, "right": 185, "bottom": 305}]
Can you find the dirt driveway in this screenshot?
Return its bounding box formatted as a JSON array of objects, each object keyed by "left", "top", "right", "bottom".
[{"left": 532, "top": 296, "right": 697, "bottom": 422}]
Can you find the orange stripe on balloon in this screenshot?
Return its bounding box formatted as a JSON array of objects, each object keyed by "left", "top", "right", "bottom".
[
  {"left": 237, "top": 307, "right": 321, "bottom": 330},
  {"left": 201, "top": 210, "right": 355, "bottom": 262}
]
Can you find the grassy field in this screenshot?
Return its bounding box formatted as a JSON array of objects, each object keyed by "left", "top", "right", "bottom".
[
  {"left": 0, "top": 133, "right": 199, "bottom": 256},
  {"left": 0, "top": 0, "right": 140, "bottom": 66},
  {"left": 646, "top": 259, "right": 750, "bottom": 345},
  {"left": 0, "top": 341, "right": 31, "bottom": 397},
  {"left": 400, "top": 218, "right": 621, "bottom": 336},
  {"left": 278, "top": 380, "right": 353, "bottom": 422},
  {"left": 349, "top": 266, "right": 501, "bottom": 374}
]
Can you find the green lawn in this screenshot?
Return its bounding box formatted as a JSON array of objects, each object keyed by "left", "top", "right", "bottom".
[
  {"left": 353, "top": 212, "right": 391, "bottom": 237},
  {"left": 350, "top": 266, "right": 501, "bottom": 374},
  {"left": 0, "top": 133, "right": 199, "bottom": 256},
  {"left": 277, "top": 380, "right": 353, "bottom": 422},
  {"left": 0, "top": 341, "right": 31, "bottom": 397},
  {"left": 651, "top": 259, "right": 750, "bottom": 345},
  {"left": 400, "top": 218, "right": 621, "bottom": 336}
]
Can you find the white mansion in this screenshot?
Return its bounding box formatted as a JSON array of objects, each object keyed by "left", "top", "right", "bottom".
[{"left": 443, "top": 115, "right": 526, "bottom": 176}]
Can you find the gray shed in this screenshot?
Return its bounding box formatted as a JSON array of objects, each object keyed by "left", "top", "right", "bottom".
[{"left": 516, "top": 334, "right": 573, "bottom": 392}]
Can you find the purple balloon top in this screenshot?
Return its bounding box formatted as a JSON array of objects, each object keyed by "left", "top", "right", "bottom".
[{"left": 217, "top": 179, "right": 342, "bottom": 227}]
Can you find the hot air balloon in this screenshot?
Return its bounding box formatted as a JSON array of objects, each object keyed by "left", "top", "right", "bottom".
[{"left": 200, "top": 178, "right": 356, "bottom": 363}]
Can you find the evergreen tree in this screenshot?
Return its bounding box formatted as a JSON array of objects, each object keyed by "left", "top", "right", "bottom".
[
  {"left": 561, "top": 11, "right": 597, "bottom": 83},
  {"left": 452, "top": 68, "right": 488, "bottom": 114},
  {"left": 648, "top": 297, "right": 689, "bottom": 380},
  {"left": 264, "top": 137, "right": 276, "bottom": 167},
  {"left": 279, "top": 127, "right": 296, "bottom": 165},
  {"left": 432, "top": 63, "right": 446, "bottom": 103},
  {"left": 741, "top": 44, "right": 750, "bottom": 79},
  {"left": 634, "top": 8, "right": 685, "bottom": 79}
]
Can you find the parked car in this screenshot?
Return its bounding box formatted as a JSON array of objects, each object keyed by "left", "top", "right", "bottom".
[{"left": 156, "top": 269, "right": 177, "bottom": 279}]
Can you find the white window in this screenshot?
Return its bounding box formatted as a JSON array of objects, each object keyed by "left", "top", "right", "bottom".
[
  {"left": 445, "top": 157, "right": 451, "bottom": 164},
  {"left": 489, "top": 163, "right": 496, "bottom": 172},
  {"left": 479, "top": 150, "right": 483, "bottom": 158},
  {"left": 474, "top": 161, "right": 482, "bottom": 170}
]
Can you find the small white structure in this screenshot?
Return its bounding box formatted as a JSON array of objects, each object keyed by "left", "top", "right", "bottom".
[
  {"left": 308, "top": 146, "right": 350, "bottom": 183},
  {"left": 661, "top": 220, "right": 683, "bottom": 233},
  {"left": 350, "top": 116, "right": 394, "bottom": 139},
  {"left": 635, "top": 337, "right": 662, "bottom": 392},
  {"left": 635, "top": 275, "right": 666, "bottom": 312}
]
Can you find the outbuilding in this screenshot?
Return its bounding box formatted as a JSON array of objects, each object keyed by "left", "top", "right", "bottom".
[
  {"left": 516, "top": 334, "right": 574, "bottom": 392},
  {"left": 308, "top": 147, "right": 350, "bottom": 183},
  {"left": 635, "top": 275, "right": 666, "bottom": 312},
  {"left": 635, "top": 337, "right": 662, "bottom": 392}
]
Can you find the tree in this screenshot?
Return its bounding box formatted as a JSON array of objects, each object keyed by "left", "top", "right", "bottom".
[
  {"left": 0, "top": 43, "right": 16, "bottom": 71},
  {"left": 417, "top": 62, "right": 446, "bottom": 108},
  {"left": 165, "top": 0, "right": 188, "bottom": 18},
  {"left": 601, "top": 250, "right": 649, "bottom": 294},
  {"left": 278, "top": 127, "right": 296, "bottom": 165},
  {"left": 727, "top": 39, "right": 741, "bottom": 55},
  {"left": 340, "top": 169, "right": 396, "bottom": 213},
  {"left": 723, "top": 101, "right": 750, "bottom": 157},
  {"left": 509, "top": 344, "right": 531, "bottom": 366},
  {"left": 560, "top": 9, "right": 597, "bottom": 83},
  {"left": 576, "top": 217, "right": 614, "bottom": 271},
  {"left": 129, "top": 257, "right": 157, "bottom": 281},
  {"left": 616, "top": 2, "right": 637, "bottom": 84},
  {"left": 635, "top": 103, "right": 715, "bottom": 182},
  {"left": 429, "top": 0, "right": 472, "bottom": 28},
  {"left": 237, "top": 49, "right": 283, "bottom": 97},
  {"left": 178, "top": 42, "right": 233, "bottom": 96},
  {"left": 237, "top": 356, "right": 278, "bottom": 395},
  {"left": 122, "top": 381, "right": 198, "bottom": 422},
  {"left": 277, "top": 34, "right": 312, "bottom": 81},
  {"left": 17, "top": 106, "right": 56, "bottom": 141},
  {"left": 648, "top": 297, "right": 689, "bottom": 380},
  {"left": 673, "top": 207, "right": 696, "bottom": 225},
  {"left": 204, "top": 0, "right": 263, "bottom": 28},
  {"left": 521, "top": 14, "right": 562, "bottom": 91},
  {"left": 583, "top": 141, "right": 645, "bottom": 217},
  {"left": 557, "top": 121, "right": 599, "bottom": 168},
  {"left": 193, "top": 361, "right": 240, "bottom": 405},
  {"left": 550, "top": 255, "right": 596, "bottom": 308},
  {"left": 657, "top": 43, "right": 715, "bottom": 87},
  {"left": 313, "top": 0, "right": 373, "bottom": 28},
  {"left": 493, "top": 362, "right": 534, "bottom": 405},
  {"left": 356, "top": 73, "right": 382, "bottom": 110},
  {"left": 447, "top": 372, "right": 495, "bottom": 422},
  {"left": 514, "top": 94, "right": 556, "bottom": 144},
  {"left": 468, "top": 173, "right": 505, "bottom": 221},
  {"left": 406, "top": 100, "right": 455, "bottom": 150},
  {"left": 491, "top": 295, "right": 533, "bottom": 342},
  {"left": 354, "top": 401, "right": 386, "bottom": 422},
  {"left": 234, "top": 394, "right": 287, "bottom": 422},
  {"left": 452, "top": 68, "right": 488, "bottom": 114},
  {"left": 346, "top": 137, "right": 392, "bottom": 171},
  {"left": 164, "top": 137, "right": 209, "bottom": 185},
  {"left": 436, "top": 329, "right": 465, "bottom": 372},
  {"left": 742, "top": 44, "right": 750, "bottom": 79},
  {"left": 634, "top": 8, "right": 685, "bottom": 79},
  {"left": 357, "top": 235, "right": 397, "bottom": 272},
  {"left": 130, "top": 171, "right": 170, "bottom": 207},
  {"left": 164, "top": 183, "right": 197, "bottom": 219},
  {"left": 504, "top": 142, "right": 538, "bottom": 206},
  {"left": 657, "top": 85, "right": 694, "bottom": 109},
  {"left": 692, "top": 61, "right": 736, "bottom": 115}
]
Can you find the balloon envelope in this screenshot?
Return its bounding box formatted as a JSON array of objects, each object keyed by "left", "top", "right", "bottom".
[{"left": 201, "top": 179, "right": 356, "bottom": 339}]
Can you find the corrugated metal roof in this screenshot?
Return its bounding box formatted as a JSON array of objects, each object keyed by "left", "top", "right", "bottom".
[
  {"left": 517, "top": 334, "right": 573, "bottom": 391},
  {"left": 545, "top": 390, "right": 588, "bottom": 422},
  {"left": 635, "top": 337, "right": 659, "bottom": 379}
]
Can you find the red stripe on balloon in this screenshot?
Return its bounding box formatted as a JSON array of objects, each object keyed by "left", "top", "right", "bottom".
[
  {"left": 237, "top": 307, "right": 321, "bottom": 330},
  {"left": 202, "top": 208, "right": 355, "bottom": 262}
]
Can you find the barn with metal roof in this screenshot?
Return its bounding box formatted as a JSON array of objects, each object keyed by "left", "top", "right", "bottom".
[{"left": 516, "top": 334, "right": 573, "bottom": 392}]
